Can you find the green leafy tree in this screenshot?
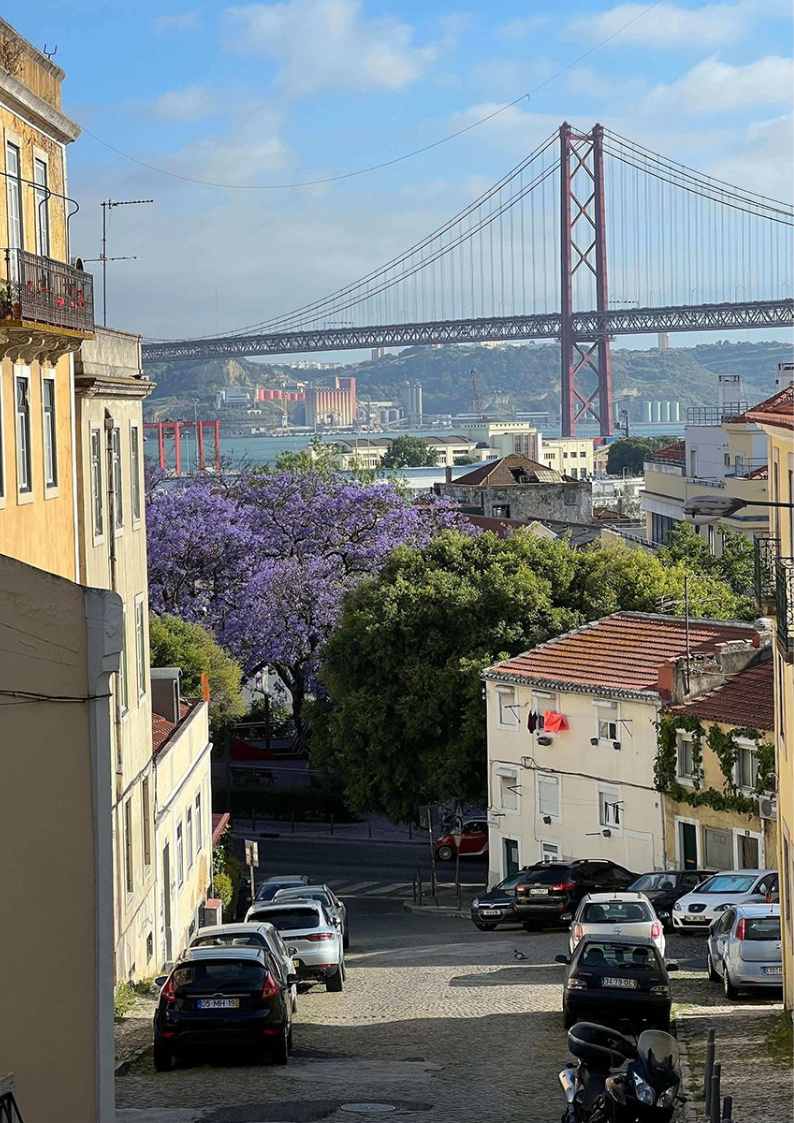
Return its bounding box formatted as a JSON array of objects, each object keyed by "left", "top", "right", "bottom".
[
  {"left": 149, "top": 613, "right": 245, "bottom": 733},
  {"left": 382, "top": 436, "right": 439, "bottom": 468},
  {"left": 606, "top": 437, "right": 676, "bottom": 476},
  {"left": 311, "top": 532, "right": 752, "bottom": 821},
  {"left": 274, "top": 437, "right": 337, "bottom": 476},
  {"left": 658, "top": 522, "right": 755, "bottom": 599},
  {"left": 715, "top": 529, "right": 755, "bottom": 598}
]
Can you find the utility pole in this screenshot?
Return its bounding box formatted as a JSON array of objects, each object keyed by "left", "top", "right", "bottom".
[{"left": 98, "top": 198, "right": 154, "bottom": 326}]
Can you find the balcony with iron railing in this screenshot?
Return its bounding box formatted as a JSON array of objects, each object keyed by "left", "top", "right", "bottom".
[
  {"left": 1, "top": 247, "right": 94, "bottom": 336},
  {"left": 776, "top": 556, "right": 794, "bottom": 660},
  {"left": 725, "top": 458, "right": 768, "bottom": 479},
  {"left": 754, "top": 536, "right": 779, "bottom": 613}
]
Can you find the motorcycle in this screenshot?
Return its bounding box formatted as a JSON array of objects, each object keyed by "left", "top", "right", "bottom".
[{"left": 559, "top": 1022, "right": 682, "bottom": 1122}]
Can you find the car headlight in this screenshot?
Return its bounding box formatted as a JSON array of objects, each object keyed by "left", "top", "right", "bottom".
[
  {"left": 632, "top": 1072, "right": 655, "bottom": 1106},
  {"left": 714, "top": 903, "right": 731, "bottom": 912},
  {"left": 673, "top": 901, "right": 683, "bottom": 911}
]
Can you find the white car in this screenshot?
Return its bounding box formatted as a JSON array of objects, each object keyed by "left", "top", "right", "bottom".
[
  {"left": 672, "top": 869, "right": 778, "bottom": 932},
  {"left": 273, "top": 884, "right": 349, "bottom": 949},
  {"left": 188, "top": 922, "right": 299, "bottom": 1012},
  {"left": 569, "top": 892, "right": 665, "bottom": 957},
  {"left": 246, "top": 899, "right": 345, "bottom": 992}
]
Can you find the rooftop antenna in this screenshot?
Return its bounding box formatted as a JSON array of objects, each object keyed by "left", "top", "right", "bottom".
[{"left": 96, "top": 198, "right": 154, "bottom": 326}]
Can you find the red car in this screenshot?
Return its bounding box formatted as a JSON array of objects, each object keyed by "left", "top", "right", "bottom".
[{"left": 435, "top": 819, "right": 489, "bottom": 861}]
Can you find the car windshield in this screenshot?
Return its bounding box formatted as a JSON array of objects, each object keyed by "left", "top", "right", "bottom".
[
  {"left": 744, "top": 917, "right": 781, "bottom": 941},
  {"left": 630, "top": 874, "right": 677, "bottom": 892},
  {"left": 192, "top": 934, "right": 264, "bottom": 948},
  {"left": 173, "top": 961, "right": 265, "bottom": 991},
  {"left": 583, "top": 901, "right": 651, "bottom": 924},
  {"left": 494, "top": 871, "right": 531, "bottom": 891},
  {"left": 698, "top": 874, "right": 758, "bottom": 894},
  {"left": 578, "top": 942, "right": 661, "bottom": 975},
  {"left": 277, "top": 888, "right": 331, "bottom": 905},
  {"left": 253, "top": 908, "right": 320, "bottom": 932},
  {"left": 520, "top": 866, "right": 570, "bottom": 885},
  {"left": 256, "top": 881, "right": 304, "bottom": 901}
]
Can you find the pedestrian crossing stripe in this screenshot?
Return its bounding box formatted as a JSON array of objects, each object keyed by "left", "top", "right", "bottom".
[{"left": 329, "top": 879, "right": 413, "bottom": 898}]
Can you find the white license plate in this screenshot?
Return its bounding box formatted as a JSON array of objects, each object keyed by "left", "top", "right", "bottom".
[
  {"left": 197, "top": 998, "right": 239, "bottom": 1009},
  {"left": 763, "top": 966, "right": 782, "bottom": 976},
  {"left": 530, "top": 888, "right": 549, "bottom": 896},
  {"left": 603, "top": 977, "right": 638, "bottom": 989},
  {"left": 481, "top": 909, "right": 501, "bottom": 917}
]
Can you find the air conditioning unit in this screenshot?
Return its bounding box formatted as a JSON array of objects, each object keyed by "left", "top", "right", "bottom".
[{"left": 758, "top": 796, "right": 777, "bottom": 821}]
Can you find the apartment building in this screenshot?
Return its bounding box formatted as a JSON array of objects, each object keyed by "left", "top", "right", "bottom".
[
  {"left": 437, "top": 453, "right": 592, "bottom": 523},
  {"left": 0, "top": 23, "right": 117, "bottom": 1123},
  {"left": 483, "top": 612, "right": 761, "bottom": 886},
  {"left": 745, "top": 377, "right": 794, "bottom": 1011},
  {"left": 73, "top": 328, "right": 158, "bottom": 981}
]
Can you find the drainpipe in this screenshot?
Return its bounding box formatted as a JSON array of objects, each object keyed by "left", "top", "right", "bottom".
[{"left": 104, "top": 410, "right": 121, "bottom": 783}]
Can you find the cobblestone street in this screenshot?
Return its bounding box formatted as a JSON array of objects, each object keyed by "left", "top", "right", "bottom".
[{"left": 116, "top": 842, "right": 785, "bottom": 1123}]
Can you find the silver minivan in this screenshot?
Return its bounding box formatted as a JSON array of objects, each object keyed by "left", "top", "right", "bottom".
[{"left": 706, "top": 903, "right": 782, "bottom": 998}]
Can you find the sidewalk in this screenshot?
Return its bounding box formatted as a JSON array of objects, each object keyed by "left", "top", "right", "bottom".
[
  {"left": 403, "top": 881, "right": 485, "bottom": 917},
  {"left": 228, "top": 813, "right": 426, "bottom": 846}
]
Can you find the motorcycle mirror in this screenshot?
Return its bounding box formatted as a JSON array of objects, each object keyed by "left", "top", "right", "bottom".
[{"left": 555, "top": 954, "right": 569, "bottom": 964}]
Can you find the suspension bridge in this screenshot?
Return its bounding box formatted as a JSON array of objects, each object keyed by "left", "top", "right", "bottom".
[{"left": 142, "top": 123, "right": 794, "bottom": 436}]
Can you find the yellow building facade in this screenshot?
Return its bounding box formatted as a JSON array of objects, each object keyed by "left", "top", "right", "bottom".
[
  {"left": 0, "top": 21, "right": 91, "bottom": 576},
  {"left": 746, "top": 382, "right": 794, "bottom": 1012}
]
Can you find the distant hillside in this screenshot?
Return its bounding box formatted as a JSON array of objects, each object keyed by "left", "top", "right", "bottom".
[{"left": 143, "top": 339, "right": 793, "bottom": 421}]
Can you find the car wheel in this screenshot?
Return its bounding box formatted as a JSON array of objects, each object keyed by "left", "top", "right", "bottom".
[
  {"left": 707, "top": 952, "right": 720, "bottom": 982},
  {"left": 271, "top": 1025, "right": 289, "bottom": 1065},
  {"left": 326, "top": 967, "right": 344, "bottom": 992},
  {"left": 153, "top": 1040, "right": 173, "bottom": 1072},
  {"left": 436, "top": 845, "right": 454, "bottom": 861},
  {"left": 723, "top": 964, "right": 739, "bottom": 1000},
  {"left": 473, "top": 920, "right": 497, "bottom": 931}
]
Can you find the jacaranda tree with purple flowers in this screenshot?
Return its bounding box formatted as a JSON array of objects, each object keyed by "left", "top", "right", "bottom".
[{"left": 147, "top": 469, "right": 465, "bottom": 746}]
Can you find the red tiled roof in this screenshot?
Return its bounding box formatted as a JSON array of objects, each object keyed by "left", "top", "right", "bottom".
[
  {"left": 744, "top": 385, "right": 794, "bottom": 432},
  {"left": 464, "top": 513, "right": 527, "bottom": 537},
  {"left": 487, "top": 612, "right": 759, "bottom": 697},
  {"left": 652, "top": 440, "right": 685, "bottom": 462},
  {"left": 452, "top": 454, "right": 560, "bottom": 486},
  {"left": 151, "top": 700, "right": 195, "bottom": 758},
  {"left": 668, "top": 658, "right": 773, "bottom": 731},
  {"left": 212, "top": 812, "right": 230, "bottom": 845},
  {"left": 747, "top": 464, "right": 769, "bottom": 480}
]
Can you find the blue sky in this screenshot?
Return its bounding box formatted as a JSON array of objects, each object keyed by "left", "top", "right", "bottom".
[{"left": 8, "top": 1, "right": 793, "bottom": 350}]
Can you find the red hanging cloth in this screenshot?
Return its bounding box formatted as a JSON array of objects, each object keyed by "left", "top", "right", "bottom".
[{"left": 542, "top": 710, "right": 569, "bottom": 733}]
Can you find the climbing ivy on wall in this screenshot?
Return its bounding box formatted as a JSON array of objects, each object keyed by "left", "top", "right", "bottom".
[{"left": 655, "top": 714, "right": 776, "bottom": 817}]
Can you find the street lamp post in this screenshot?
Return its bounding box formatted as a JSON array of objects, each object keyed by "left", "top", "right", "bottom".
[{"left": 684, "top": 496, "right": 794, "bottom": 522}]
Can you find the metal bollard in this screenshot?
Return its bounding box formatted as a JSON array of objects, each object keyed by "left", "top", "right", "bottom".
[
  {"left": 721, "top": 1095, "right": 733, "bottom": 1121},
  {"left": 704, "top": 1028, "right": 716, "bottom": 1110},
  {"left": 710, "top": 1064, "right": 721, "bottom": 1123}
]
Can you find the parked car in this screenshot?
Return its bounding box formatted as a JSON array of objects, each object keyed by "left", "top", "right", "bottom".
[
  {"left": 569, "top": 892, "right": 665, "bottom": 957},
  {"left": 671, "top": 869, "right": 778, "bottom": 932},
  {"left": 245, "top": 899, "right": 345, "bottom": 992},
  {"left": 153, "top": 946, "right": 296, "bottom": 1070},
  {"left": 435, "top": 819, "right": 488, "bottom": 861},
  {"left": 556, "top": 935, "right": 679, "bottom": 1031},
  {"left": 514, "top": 860, "right": 637, "bottom": 928},
  {"left": 627, "top": 870, "right": 715, "bottom": 927},
  {"left": 706, "top": 904, "right": 782, "bottom": 998},
  {"left": 254, "top": 874, "right": 310, "bottom": 902},
  {"left": 273, "top": 884, "right": 349, "bottom": 949},
  {"left": 188, "top": 922, "right": 299, "bottom": 1012},
  {"left": 469, "top": 868, "right": 543, "bottom": 930}
]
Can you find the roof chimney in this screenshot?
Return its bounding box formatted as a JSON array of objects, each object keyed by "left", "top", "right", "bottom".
[{"left": 150, "top": 667, "right": 181, "bottom": 723}]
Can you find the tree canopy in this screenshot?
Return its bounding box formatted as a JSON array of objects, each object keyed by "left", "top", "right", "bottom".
[
  {"left": 658, "top": 522, "right": 755, "bottom": 599},
  {"left": 147, "top": 470, "right": 465, "bottom": 745},
  {"left": 382, "top": 436, "right": 439, "bottom": 468},
  {"left": 606, "top": 436, "right": 676, "bottom": 476},
  {"left": 311, "top": 530, "right": 754, "bottom": 821},
  {"left": 148, "top": 613, "right": 245, "bottom": 733}
]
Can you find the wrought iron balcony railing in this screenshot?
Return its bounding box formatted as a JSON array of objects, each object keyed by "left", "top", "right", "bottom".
[
  {"left": 2, "top": 247, "right": 94, "bottom": 334},
  {"left": 726, "top": 459, "right": 768, "bottom": 479},
  {"left": 686, "top": 403, "right": 749, "bottom": 425},
  {"left": 754, "top": 536, "right": 779, "bottom": 612},
  {"left": 775, "top": 556, "right": 794, "bottom": 659}
]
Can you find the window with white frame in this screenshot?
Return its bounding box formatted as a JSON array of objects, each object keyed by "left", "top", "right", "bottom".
[
  {"left": 734, "top": 739, "right": 759, "bottom": 791},
  {"left": 33, "top": 157, "right": 50, "bottom": 257},
  {"left": 195, "top": 791, "right": 203, "bottom": 854},
  {"left": 42, "top": 376, "right": 57, "bottom": 488},
  {"left": 676, "top": 732, "right": 696, "bottom": 782},
  {"left": 541, "top": 841, "right": 561, "bottom": 863},
  {"left": 496, "top": 767, "right": 519, "bottom": 812},
  {"left": 117, "top": 608, "right": 128, "bottom": 716},
  {"left": 595, "top": 699, "right": 619, "bottom": 742},
  {"left": 111, "top": 427, "right": 124, "bottom": 528},
  {"left": 176, "top": 821, "right": 184, "bottom": 886},
  {"left": 186, "top": 807, "right": 194, "bottom": 868},
  {"left": 598, "top": 786, "right": 622, "bottom": 828},
  {"left": 536, "top": 772, "right": 561, "bottom": 822},
  {"left": 90, "top": 429, "right": 104, "bottom": 537},
  {"left": 533, "top": 689, "right": 557, "bottom": 728},
  {"left": 124, "top": 798, "right": 135, "bottom": 894},
  {"left": 496, "top": 686, "right": 519, "bottom": 728},
  {"left": 141, "top": 778, "right": 151, "bottom": 869},
  {"left": 130, "top": 425, "right": 142, "bottom": 522},
  {"left": 15, "top": 371, "right": 31, "bottom": 493},
  {"left": 135, "top": 595, "right": 146, "bottom": 698}
]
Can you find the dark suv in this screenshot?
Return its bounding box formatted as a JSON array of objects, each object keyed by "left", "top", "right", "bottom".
[
  {"left": 514, "top": 860, "right": 637, "bottom": 928},
  {"left": 627, "top": 869, "right": 715, "bottom": 927}
]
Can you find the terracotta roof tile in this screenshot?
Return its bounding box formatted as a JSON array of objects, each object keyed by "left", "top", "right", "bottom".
[
  {"left": 151, "top": 699, "right": 198, "bottom": 757},
  {"left": 486, "top": 612, "right": 759, "bottom": 697},
  {"left": 652, "top": 440, "right": 686, "bottom": 462},
  {"left": 668, "top": 658, "right": 773, "bottom": 731},
  {"left": 744, "top": 385, "right": 794, "bottom": 432},
  {"left": 452, "top": 454, "right": 562, "bottom": 486}
]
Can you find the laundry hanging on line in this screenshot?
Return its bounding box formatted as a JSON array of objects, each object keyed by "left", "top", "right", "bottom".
[{"left": 542, "top": 710, "right": 569, "bottom": 733}]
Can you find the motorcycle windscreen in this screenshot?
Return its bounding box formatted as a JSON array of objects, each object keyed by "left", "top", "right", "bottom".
[{"left": 637, "top": 1029, "right": 680, "bottom": 1072}]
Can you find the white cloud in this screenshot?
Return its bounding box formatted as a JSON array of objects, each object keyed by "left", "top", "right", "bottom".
[
  {"left": 645, "top": 56, "right": 794, "bottom": 114},
  {"left": 708, "top": 114, "right": 794, "bottom": 199},
  {"left": 151, "top": 85, "right": 217, "bottom": 122},
  {"left": 497, "top": 15, "right": 550, "bottom": 39},
  {"left": 154, "top": 10, "right": 200, "bottom": 32},
  {"left": 569, "top": 2, "right": 751, "bottom": 48},
  {"left": 451, "top": 102, "right": 563, "bottom": 154},
  {"left": 224, "top": 0, "right": 437, "bottom": 95}
]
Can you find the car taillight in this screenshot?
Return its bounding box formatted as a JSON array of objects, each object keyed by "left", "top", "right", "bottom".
[
  {"left": 650, "top": 921, "right": 661, "bottom": 940},
  {"left": 305, "top": 932, "right": 334, "bottom": 942},
  {"left": 261, "top": 972, "right": 280, "bottom": 999},
  {"left": 573, "top": 923, "right": 583, "bottom": 943},
  {"left": 161, "top": 976, "right": 176, "bottom": 1006},
  {"left": 736, "top": 918, "right": 746, "bottom": 940},
  {"left": 552, "top": 881, "right": 576, "bottom": 892}
]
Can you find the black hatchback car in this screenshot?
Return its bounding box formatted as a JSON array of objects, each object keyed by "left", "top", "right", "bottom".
[
  {"left": 153, "top": 946, "right": 296, "bottom": 1069},
  {"left": 514, "top": 860, "right": 637, "bottom": 928},
  {"left": 470, "top": 868, "right": 541, "bottom": 930},
  {"left": 556, "top": 935, "right": 679, "bottom": 1030},
  {"left": 627, "top": 870, "right": 715, "bottom": 927}
]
